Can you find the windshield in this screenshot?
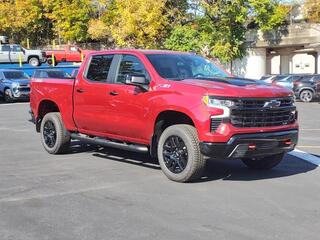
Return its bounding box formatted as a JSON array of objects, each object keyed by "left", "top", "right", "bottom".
[
  {"left": 4, "top": 71, "right": 29, "bottom": 79},
  {"left": 146, "top": 54, "right": 229, "bottom": 80}
]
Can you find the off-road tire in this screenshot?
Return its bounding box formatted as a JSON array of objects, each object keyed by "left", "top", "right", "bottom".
[
  {"left": 158, "top": 124, "right": 206, "bottom": 182},
  {"left": 242, "top": 153, "right": 284, "bottom": 170},
  {"left": 40, "top": 112, "right": 70, "bottom": 154}
]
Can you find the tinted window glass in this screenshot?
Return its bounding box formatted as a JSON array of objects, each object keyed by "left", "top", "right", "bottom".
[
  {"left": 313, "top": 75, "right": 320, "bottom": 81},
  {"left": 1, "top": 45, "right": 10, "bottom": 52},
  {"left": 86, "top": 55, "right": 114, "bottom": 82},
  {"left": 33, "top": 70, "right": 71, "bottom": 79},
  {"left": 273, "top": 75, "right": 286, "bottom": 81},
  {"left": 46, "top": 71, "right": 71, "bottom": 78},
  {"left": 146, "top": 54, "right": 228, "bottom": 80},
  {"left": 292, "top": 76, "right": 302, "bottom": 81},
  {"left": 116, "top": 55, "right": 149, "bottom": 83},
  {"left": 301, "top": 76, "right": 312, "bottom": 82},
  {"left": 12, "top": 45, "right": 22, "bottom": 52}
]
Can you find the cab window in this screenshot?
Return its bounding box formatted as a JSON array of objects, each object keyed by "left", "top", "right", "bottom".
[
  {"left": 116, "top": 55, "right": 150, "bottom": 83},
  {"left": 1, "top": 45, "right": 10, "bottom": 52},
  {"left": 86, "top": 55, "right": 114, "bottom": 82},
  {"left": 12, "top": 45, "right": 22, "bottom": 52}
]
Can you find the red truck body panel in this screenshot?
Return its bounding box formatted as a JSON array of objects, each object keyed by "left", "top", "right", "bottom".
[
  {"left": 45, "top": 45, "right": 92, "bottom": 63},
  {"left": 30, "top": 49, "right": 298, "bottom": 147}
]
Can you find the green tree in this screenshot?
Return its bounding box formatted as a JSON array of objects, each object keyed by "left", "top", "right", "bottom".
[
  {"left": 0, "top": 0, "right": 52, "bottom": 46},
  {"left": 104, "top": 0, "right": 169, "bottom": 48},
  {"left": 42, "top": 0, "right": 93, "bottom": 42},
  {"left": 166, "top": 0, "right": 289, "bottom": 62},
  {"left": 304, "top": 0, "right": 320, "bottom": 23}
]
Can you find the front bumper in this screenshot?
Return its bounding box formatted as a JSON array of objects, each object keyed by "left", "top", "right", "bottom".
[
  {"left": 200, "top": 130, "right": 298, "bottom": 159},
  {"left": 12, "top": 90, "right": 30, "bottom": 99}
]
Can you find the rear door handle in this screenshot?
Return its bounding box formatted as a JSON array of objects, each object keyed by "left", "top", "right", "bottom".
[
  {"left": 76, "top": 88, "right": 85, "bottom": 93},
  {"left": 109, "top": 91, "right": 119, "bottom": 96}
]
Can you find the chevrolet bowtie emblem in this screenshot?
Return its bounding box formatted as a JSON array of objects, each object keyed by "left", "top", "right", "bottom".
[{"left": 263, "top": 100, "right": 281, "bottom": 108}]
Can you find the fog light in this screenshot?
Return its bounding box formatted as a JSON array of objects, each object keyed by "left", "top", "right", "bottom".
[
  {"left": 284, "top": 139, "right": 292, "bottom": 145},
  {"left": 248, "top": 144, "right": 256, "bottom": 150}
]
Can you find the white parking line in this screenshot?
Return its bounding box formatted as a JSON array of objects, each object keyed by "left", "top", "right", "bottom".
[{"left": 289, "top": 149, "right": 320, "bottom": 166}]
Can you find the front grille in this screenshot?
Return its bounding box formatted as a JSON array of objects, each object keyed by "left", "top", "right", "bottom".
[
  {"left": 18, "top": 87, "right": 30, "bottom": 92},
  {"left": 231, "top": 97, "right": 296, "bottom": 128},
  {"left": 210, "top": 118, "right": 222, "bottom": 131}
]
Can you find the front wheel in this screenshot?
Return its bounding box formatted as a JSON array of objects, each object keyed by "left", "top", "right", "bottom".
[
  {"left": 241, "top": 153, "right": 284, "bottom": 170},
  {"left": 4, "top": 89, "right": 14, "bottom": 102},
  {"left": 157, "top": 124, "right": 206, "bottom": 182},
  {"left": 300, "top": 89, "right": 314, "bottom": 102},
  {"left": 40, "top": 112, "right": 70, "bottom": 154}
]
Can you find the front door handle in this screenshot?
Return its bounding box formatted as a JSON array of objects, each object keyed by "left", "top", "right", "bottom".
[
  {"left": 109, "top": 91, "right": 119, "bottom": 96},
  {"left": 76, "top": 88, "right": 85, "bottom": 93}
]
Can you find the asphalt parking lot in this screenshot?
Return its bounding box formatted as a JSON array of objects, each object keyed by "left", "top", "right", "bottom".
[{"left": 0, "top": 102, "right": 319, "bottom": 240}]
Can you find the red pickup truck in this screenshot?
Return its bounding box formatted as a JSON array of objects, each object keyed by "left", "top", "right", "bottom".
[
  {"left": 30, "top": 50, "right": 298, "bottom": 182},
  {"left": 46, "top": 45, "right": 91, "bottom": 66}
]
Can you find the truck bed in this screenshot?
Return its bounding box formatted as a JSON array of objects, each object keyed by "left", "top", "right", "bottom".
[{"left": 30, "top": 77, "right": 76, "bottom": 131}]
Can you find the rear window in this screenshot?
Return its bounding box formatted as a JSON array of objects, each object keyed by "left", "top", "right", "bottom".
[
  {"left": 86, "top": 54, "right": 114, "bottom": 82},
  {"left": 33, "top": 70, "right": 71, "bottom": 79}
]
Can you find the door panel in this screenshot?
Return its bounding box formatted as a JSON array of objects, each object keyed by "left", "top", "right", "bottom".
[
  {"left": 73, "top": 54, "right": 115, "bottom": 134},
  {"left": 67, "top": 46, "right": 81, "bottom": 62},
  {"left": 104, "top": 54, "right": 153, "bottom": 141},
  {"left": 106, "top": 84, "right": 152, "bottom": 141},
  {"left": 0, "top": 45, "right": 10, "bottom": 62}
]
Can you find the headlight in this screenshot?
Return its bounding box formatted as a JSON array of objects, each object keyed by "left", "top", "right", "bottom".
[
  {"left": 203, "top": 96, "right": 235, "bottom": 108},
  {"left": 12, "top": 82, "right": 20, "bottom": 89},
  {"left": 203, "top": 96, "right": 235, "bottom": 118}
]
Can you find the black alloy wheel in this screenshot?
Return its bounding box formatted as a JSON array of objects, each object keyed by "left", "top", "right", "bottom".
[
  {"left": 43, "top": 120, "right": 57, "bottom": 148},
  {"left": 163, "top": 135, "right": 188, "bottom": 174}
]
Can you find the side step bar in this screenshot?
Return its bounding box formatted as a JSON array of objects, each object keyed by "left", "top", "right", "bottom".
[{"left": 70, "top": 133, "right": 149, "bottom": 153}]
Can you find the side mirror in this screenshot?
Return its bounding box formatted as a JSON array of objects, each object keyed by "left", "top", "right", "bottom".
[{"left": 125, "top": 74, "right": 148, "bottom": 85}]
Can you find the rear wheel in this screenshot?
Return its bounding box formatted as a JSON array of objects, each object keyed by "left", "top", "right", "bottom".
[
  {"left": 300, "top": 89, "right": 314, "bottom": 102},
  {"left": 29, "top": 57, "right": 40, "bottom": 67},
  {"left": 47, "top": 57, "right": 58, "bottom": 66},
  {"left": 241, "top": 153, "right": 284, "bottom": 170},
  {"left": 157, "top": 124, "right": 206, "bottom": 182},
  {"left": 40, "top": 112, "right": 70, "bottom": 154}
]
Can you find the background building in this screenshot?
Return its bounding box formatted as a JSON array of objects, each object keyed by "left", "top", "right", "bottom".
[{"left": 231, "top": 4, "right": 320, "bottom": 79}]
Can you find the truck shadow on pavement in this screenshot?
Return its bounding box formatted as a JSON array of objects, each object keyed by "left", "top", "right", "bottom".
[{"left": 68, "top": 141, "right": 318, "bottom": 183}]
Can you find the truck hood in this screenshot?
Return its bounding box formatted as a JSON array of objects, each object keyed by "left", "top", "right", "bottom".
[{"left": 179, "top": 77, "right": 293, "bottom": 98}]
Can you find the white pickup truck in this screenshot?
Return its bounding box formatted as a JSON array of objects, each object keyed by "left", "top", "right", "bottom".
[{"left": 0, "top": 44, "right": 46, "bottom": 66}]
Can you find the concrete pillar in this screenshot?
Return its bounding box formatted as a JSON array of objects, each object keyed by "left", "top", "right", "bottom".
[
  {"left": 244, "top": 48, "right": 267, "bottom": 79},
  {"left": 280, "top": 53, "right": 294, "bottom": 74},
  {"left": 266, "top": 55, "right": 272, "bottom": 75},
  {"left": 317, "top": 50, "right": 320, "bottom": 74}
]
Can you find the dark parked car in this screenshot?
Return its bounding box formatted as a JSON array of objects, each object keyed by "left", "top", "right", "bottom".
[
  {"left": 293, "top": 75, "right": 320, "bottom": 102},
  {"left": 261, "top": 74, "right": 306, "bottom": 90},
  {"left": 0, "top": 69, "right": 30, "bottom": 102}
]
